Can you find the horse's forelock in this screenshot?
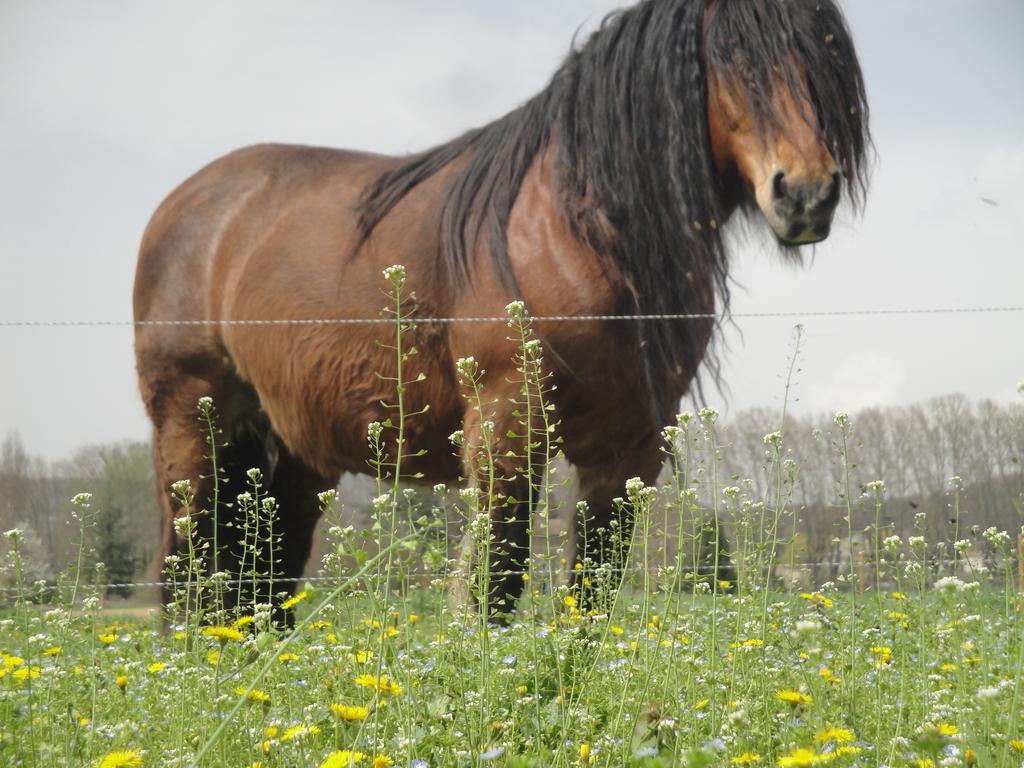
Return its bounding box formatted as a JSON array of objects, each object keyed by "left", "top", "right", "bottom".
[{"left": 705, "top": 0, "right": 871, "bottom": 206}]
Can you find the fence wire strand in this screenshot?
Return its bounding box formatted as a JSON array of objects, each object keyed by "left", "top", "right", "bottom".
[{"left": 2, "top": 305, "right": 1023, "bottom": 328}]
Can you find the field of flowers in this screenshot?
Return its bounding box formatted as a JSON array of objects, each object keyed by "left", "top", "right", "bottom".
[
  {"left": 2, "top": 289, "right": 1022, "bottom": 767},
  {"left": 2, "top": 568, "right": 1023, "bottom": 767}
]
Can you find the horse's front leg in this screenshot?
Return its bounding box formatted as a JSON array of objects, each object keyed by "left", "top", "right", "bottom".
[
  {"left": 452, "top": 381, "right": 537, "bottom": 624},
  {"left": 571, "top": 434, "right": 666, "bottom": 611}
]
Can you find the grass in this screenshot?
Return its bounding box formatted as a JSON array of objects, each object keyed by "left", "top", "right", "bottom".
[{"left": 2, "top": 268, "right": 1022, "bottom": 767}]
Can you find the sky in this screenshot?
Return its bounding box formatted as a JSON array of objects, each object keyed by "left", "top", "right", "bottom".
[{"left": 1, "top": 0, "right": 1022, "bottom": 461}]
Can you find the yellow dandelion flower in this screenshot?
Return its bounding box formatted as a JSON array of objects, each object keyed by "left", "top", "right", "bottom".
[
  {"left": 778, "top": 747, "right": 834, "bottom": 767},
  {"left": 13, "top": 665, "right": 41, "bottom": 682},
  {"left": 98, "top": 633, "right": 118, "bottom": 645},
  {"left": 408, "top": 614, "right": 419, "bottom": 623},
  {"left": 320, "top": 750, "right": 367, "bottom": 768},
  {"left": 380, "top": 626, "right": 400, "bottom": 639},
  {"left": 233, "top": 615, "right": 255, "bottom": 629},
  {"left": 354, "top": 650, "right": 374, "bottom": 663},
  {"left": 814, "top": 728, "right": 855, "bottom": 744},
  {"left": 694, "top": 698, "right": 710, "bottom": 711},
  {"left": 265, "top": 726, "right": 279, "bottom": 739},
  {"left": 913, "top": 760, "right": 935, "bottom": 768},
  {"left": 933, "top": 723, "right": 959, "bottom": 736},
  {"left": 373, "top": 756, "right": 394, "bottom": 768},
  {"left": 331, "top": 703, "right": 369, "bottom": 721},
  {"left": 800, "top": 592, "right": 834, "bottom": 608},
  {"left": 610, "top": 625, "right": 625, "bottom": 635},
  {"left": 818, "top": 668, "right": 842, "bottom": 684},
  {"left": 43, "top": 646, "right": 62, "bottom": 656},
  {"left": 940, "top": 663, "right": 958, "bottom": 673},
  {"left": 115, "top": 674, "right": 128, "bottom": 690},
  {"left": 892, "top": 591, "right": 906, "bottom": 600},
  {"left": 95, "top": 749, "right": 143, "bottom": 768},
  {"left": 202, "top": 626, "right": 244, "bottom": 645},
  {"left": 563, "top": 594, "right": 578, "bottom": 610},
  {"left": 207, "top": 650, "right": 220, "bottom": 666},
  {"left": 310, "top": 619, "right": 331, "bottom": 630},
  {"left": 354, "top": 674, "right": 403, "bottom": 695},
  {"left": 776, "top": 689, "right": 813, "bottom": 707},
  {"left": 835, "top": 746, "right": 862, "bottom": 757},
  {"left": 147, "top": 662, "right": 166, "bottom": 674},
  {"left": 281, "top": 591, "right": 308, "bottom": 610},
  {"left": 236, "top": 686, "right": 271, "bottom": 704},
  {"left": 1009, "top": 740, "right": 1024, "bottom": 753},
  {"left": 280, "top": 723, "right": 320, "bottom": 743},
  {"left": 731, "top": 753, "right": 763, "bottom": 765}
]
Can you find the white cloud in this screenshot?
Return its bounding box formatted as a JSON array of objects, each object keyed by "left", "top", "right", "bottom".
[{"left": 808, "top": 353, "right": 909, "bottom": 413}]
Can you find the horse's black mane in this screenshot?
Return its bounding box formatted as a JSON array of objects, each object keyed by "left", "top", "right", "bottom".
[{"left": 357, "top": 0, "right": 869, "bottom": 412}]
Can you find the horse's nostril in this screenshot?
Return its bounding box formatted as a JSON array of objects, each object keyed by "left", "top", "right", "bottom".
[
  {"left": 772, "top": 171, "right": 787, "bottom": 201},
  {"left": 822, "top": 172, "right": 842, "bottom": 208}
]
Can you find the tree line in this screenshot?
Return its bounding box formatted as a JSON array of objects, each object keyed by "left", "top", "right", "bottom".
[{"left": 1, "top": 393, "right": 1021, "bottom": 594}]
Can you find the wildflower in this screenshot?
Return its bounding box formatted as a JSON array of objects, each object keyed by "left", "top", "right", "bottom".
[
  {"left": 776, "top": 689, "right": 813, "bottom": 707},
  {"left": 579, "top": 743, "right": 593, "bottom": 764},
  {"left": 563, "top": 594, "right": 578, "bottom": 610},
  {"left": 353, "top": 650, "right": 374, "bottom": 664},
  {"left": 280, "top": 724, "right": 320, "bottom": 743},
  {"left": 43, "top": 646, "right": 62, "bottom": 656},
  {"left": 778, "top": 747, "right": 834, "bottom": 767},
  {"left": 818, "top": 668, "right": 842, "bottom": 684},
  {"left": 320, "top": 750, "right": 367, "bottom": 767},
  {"left": 115, "top": 674, "right": 128, "bottom": 691},
  {"left": 871, "top": 646, "right": 893, "bottom": 666},
  {"left": 814, "top": 728, "right": 855, "bottom": 744},
  {"left": 207, "top": 650, "right": 220, "bottom": 666},
  {"left": 892, "top": 591, "right": 906, "bottom": 600},
  {"left": 236, "top": 686, "right": 271, "bottom": 704},
  {"left": 373, "top": 756, "right": 394, "bottom": 768},
  {"left": 355, "top": 673, "right": 403, "bottom": 695},
  {"left": 98, "top": 633, "right": 118, "bottom": 645},
  {"left": 800, "top": 592, "right": 833, "bottom": 608},
  {"left": 282, "top": 591, "right": 308, "bottom": 610},
  {"left": 233, "top": 615, "right": 255, "bottom": 629},
  {"left": 934, "top": 576, "right": 966, "bottom": 593},
  {"left": 731, "top": 753, "right": 763, "bottom": 764},
  {"left": 202, "top": 626, "right": 244, "bottom": 645},
  {"left": 1009, "top": 740, "right": 1024, "bottom": 753},
  {"left": 331, "top": 704, "right": 369, "bottom": 721},
  {"left": 278, "top": 653, "right": 300, "bottom": 664},
  {"left": 933, "top": 723, "right": 959, "bottom": 737},
  {"left": 147, "top": 662, "right": 166, "bottom": 674},
  {"left": 95, "top": 750, "right": 143, "bottom": 768}
]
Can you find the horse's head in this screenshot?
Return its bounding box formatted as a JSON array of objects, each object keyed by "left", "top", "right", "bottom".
[{"left": 704, "top": 0, "right": 869, "bottom": 246}]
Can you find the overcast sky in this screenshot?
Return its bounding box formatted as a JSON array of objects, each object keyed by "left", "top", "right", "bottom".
[{"left": 2, "top": 0, "right": 1022, "bottom": 461}]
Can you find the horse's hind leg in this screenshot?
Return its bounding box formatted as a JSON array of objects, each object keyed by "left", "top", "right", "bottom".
[{"left": 260, "top": 439, "right": 332, "bottom": 622}]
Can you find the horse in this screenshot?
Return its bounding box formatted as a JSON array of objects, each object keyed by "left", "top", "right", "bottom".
[{"left": 134, "top": 0, "right": 869, "bottom": 620}]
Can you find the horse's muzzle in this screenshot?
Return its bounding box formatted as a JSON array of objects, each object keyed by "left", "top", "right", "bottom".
[{"left": 770, "top": 170, "right": 841, "bottom": 245}]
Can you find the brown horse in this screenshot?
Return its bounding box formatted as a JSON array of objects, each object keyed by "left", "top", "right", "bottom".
[{"left": 134, "top": 0, "right": 868, "bottom": 618}]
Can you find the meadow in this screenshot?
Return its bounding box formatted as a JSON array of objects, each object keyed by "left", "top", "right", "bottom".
[{"left": 2, "top": 288, "right": 1022, "bottom": 768}]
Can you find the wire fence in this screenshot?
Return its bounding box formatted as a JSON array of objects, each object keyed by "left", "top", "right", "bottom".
[{"left": 1, "top": 305, "right": 1022, "bottom": 328}]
